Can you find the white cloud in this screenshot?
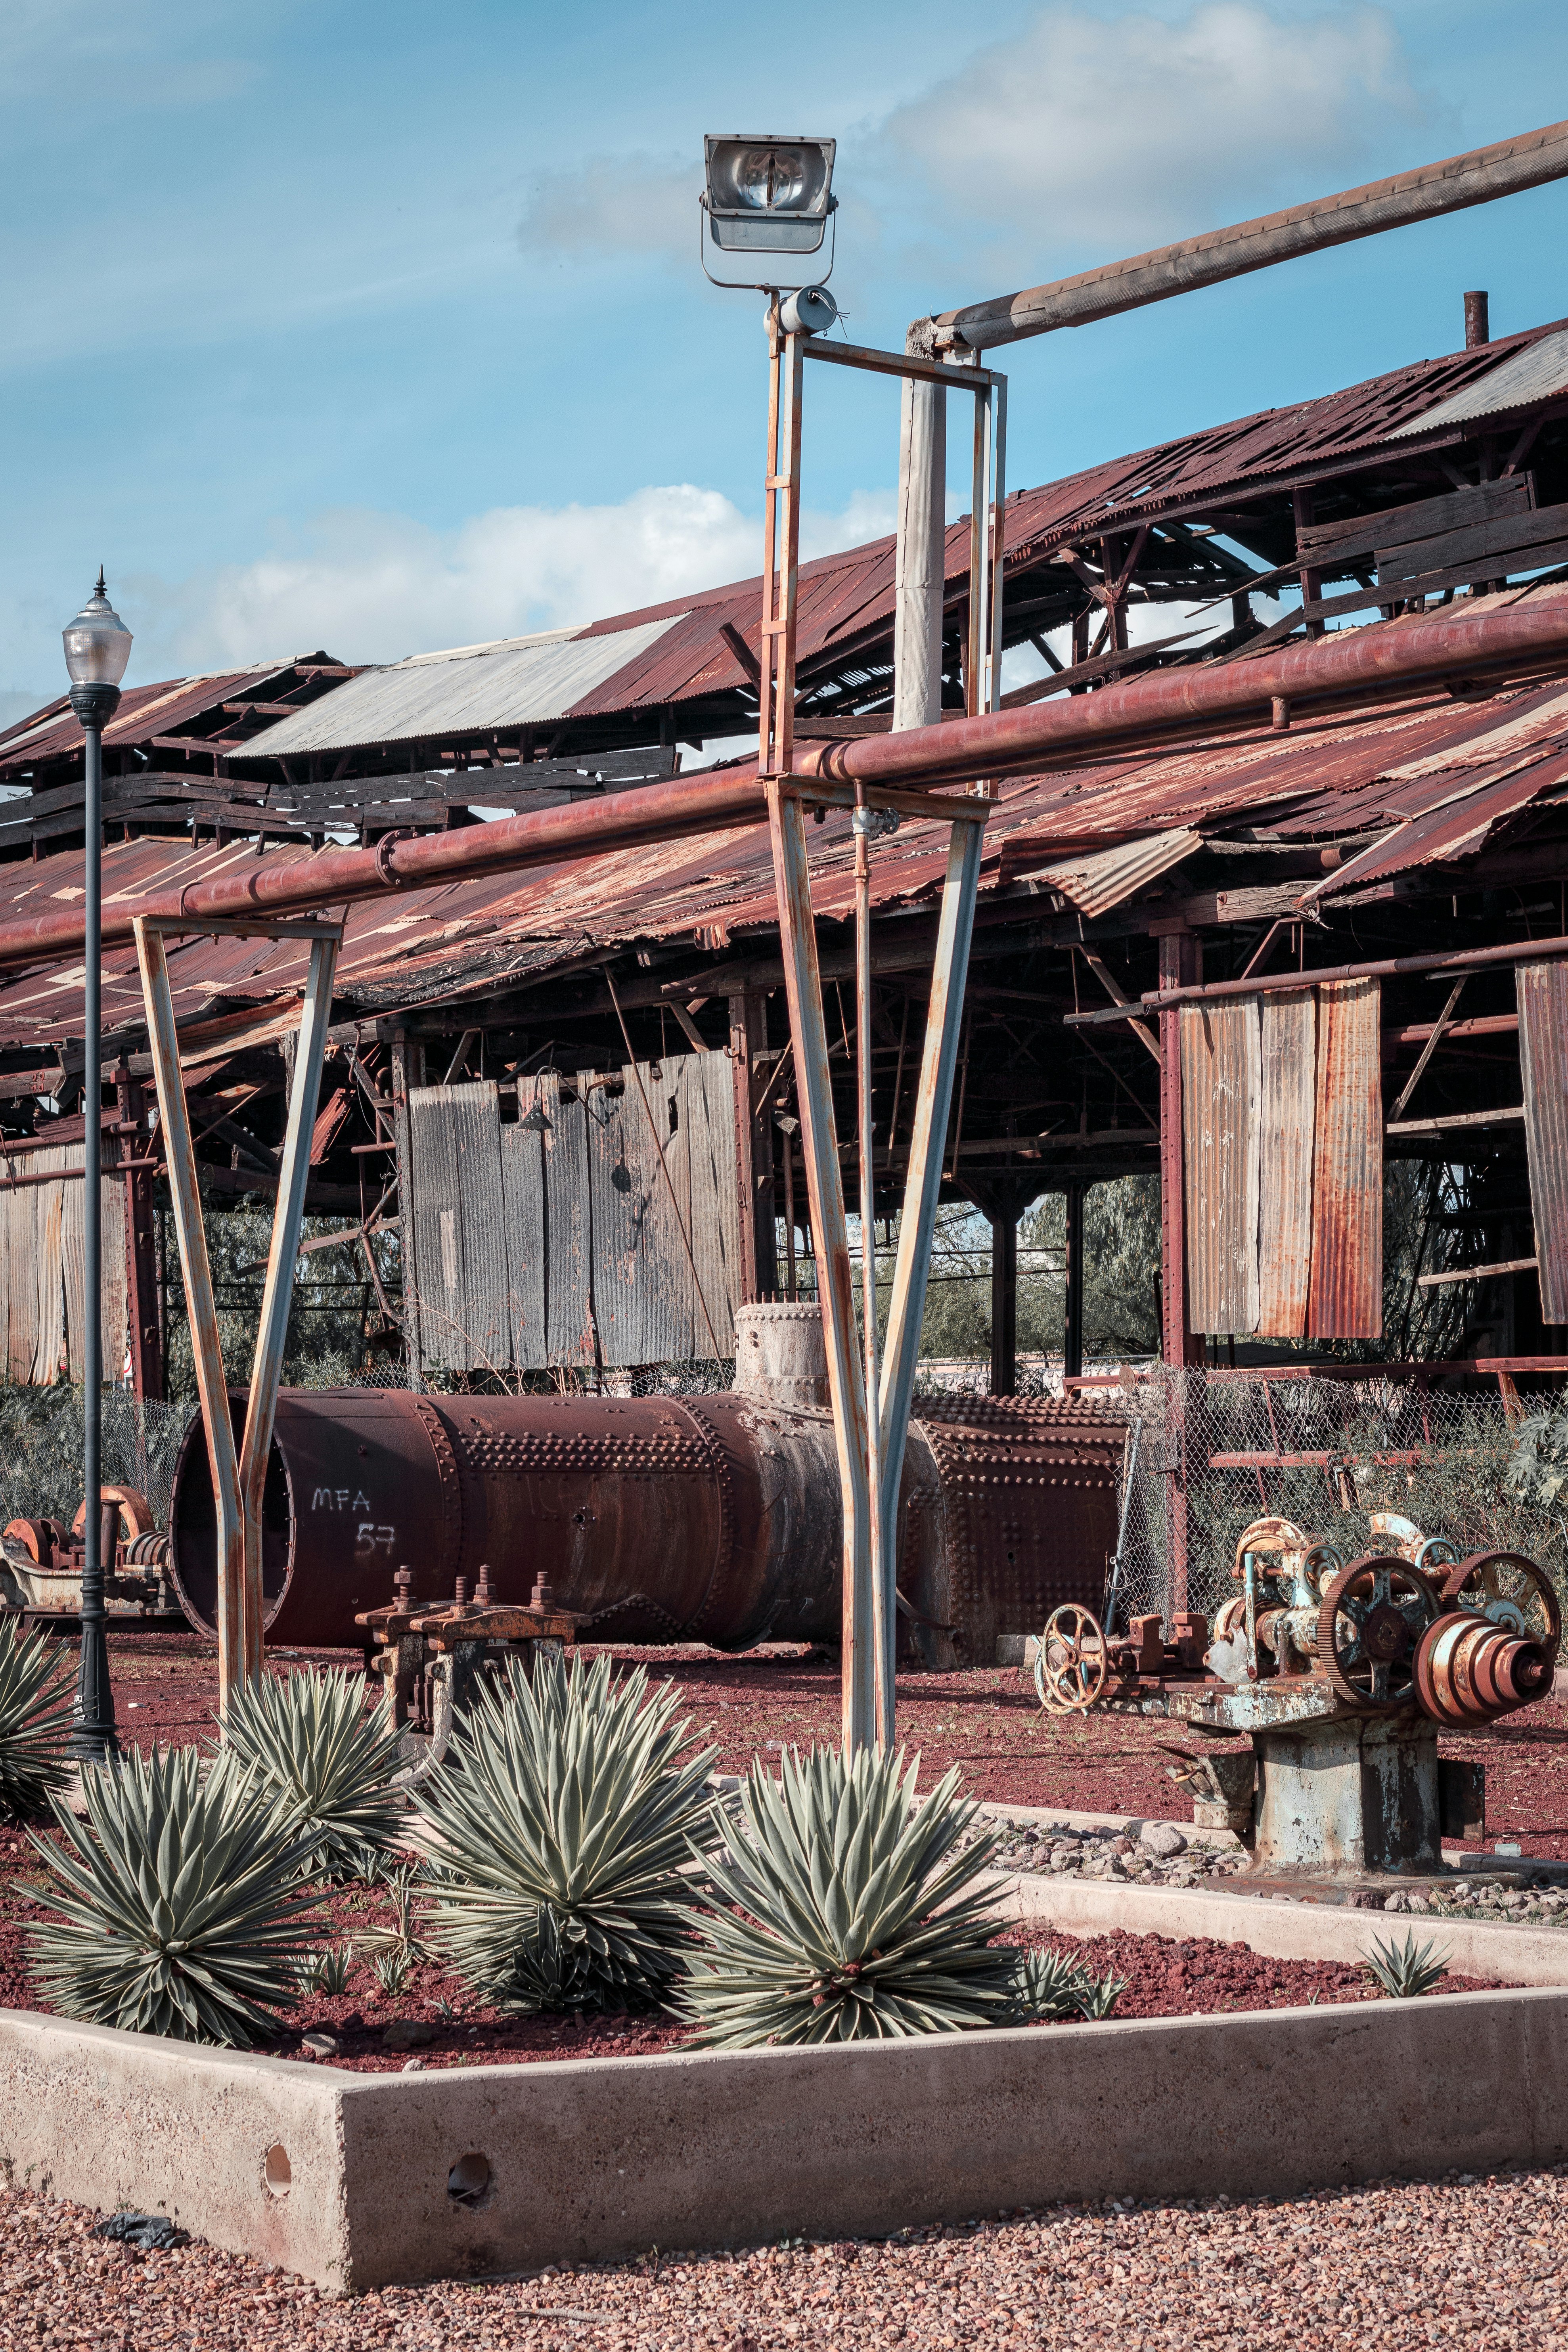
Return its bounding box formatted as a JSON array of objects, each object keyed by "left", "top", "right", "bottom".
[
  {"left": 516, "top": 155, "right": 703, "bottom": 262},
  {"left": 879, "top": 1, "right": 1433, "bottom": 258},
  {"left": 123, "top": 482, "right": 898, "bottom": 678}
]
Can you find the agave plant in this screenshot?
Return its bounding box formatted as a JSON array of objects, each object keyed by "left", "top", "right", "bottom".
[
  {"left": 0, "top": 1618, "right": 74, "bottom": 1819},
  {"left": 1363, "top": 1929, "right": 1451, "bottom": 2000},
  {"left": 419, "top": 1650, "right": 717, "bottom": 2014},
  {"left": 680, "top": 1745, "right": 1057, "bottom": 2047},
  {"left": 218, "top": 1666, "right": 404, "bottom": 1877},
  {"left": 26, "top": 1745, "right": 321, "bottom": 2046}
]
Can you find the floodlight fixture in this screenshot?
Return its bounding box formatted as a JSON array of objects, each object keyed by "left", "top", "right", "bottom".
[{"left": 703, "top": 133, "right": 836, "bottom": 263}]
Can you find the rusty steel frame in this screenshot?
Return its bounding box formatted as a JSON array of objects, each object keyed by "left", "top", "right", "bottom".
[
  {"left": 133, "top": 914, "right": 341, "bottom": 1713},
  {"left": 758, "top": 316, "right": 1004, "bottom": 1748}
]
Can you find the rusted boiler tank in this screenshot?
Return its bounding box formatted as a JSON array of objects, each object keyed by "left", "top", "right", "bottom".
[{"left": 168, "top": 1305, "right": 1127, "bottom": 1663}]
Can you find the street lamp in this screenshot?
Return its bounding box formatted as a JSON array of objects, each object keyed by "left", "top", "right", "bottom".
[{"left": 62, "top": 570, "right": 132, "bottom": 1764}]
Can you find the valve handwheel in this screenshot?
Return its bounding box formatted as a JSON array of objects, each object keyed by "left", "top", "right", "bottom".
[
  {"left": 1441, "top": 1551, "right": 1561, "bottom": 1654},
  {"left": 1034, "top": 1602, "right": 1108, "bottom": 1714},
  {"left": 1315, "top": 1554, "right": 1442, "bottom": 1708}
]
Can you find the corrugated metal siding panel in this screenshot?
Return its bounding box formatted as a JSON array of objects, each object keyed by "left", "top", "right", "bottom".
[
  {"left": 1179, "top": 1001, "right": 1260, "bottom": 1336},
  {"left": 1308, "top": 977, "right": 1383, "bottom": 1338},
  {"left": 1012, "top": 827, "right": 1200, "bottom": 915},
  {"left": 448, "top": 1082, "right": 512, "bottom": 1374},
  {"left": 1517, "top": 961, "right": 1568, "bottom": 1324},
  {"left": 1256, "top": 990, "right": 1316, "bottom": 1338},
  {"left": 408, "top": 1086, "right": 467, "bottom": 1370},
  {"left": 6, "top": 1181, "right": 35, "bottom": 1383}
]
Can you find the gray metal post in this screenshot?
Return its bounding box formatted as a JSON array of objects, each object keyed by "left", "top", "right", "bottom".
[
  {"left": 68, "top": 695, "right": 117, "bottom": 1763},
  {"left": 892, "top": 376, "right": 948, "bottom": 730}
]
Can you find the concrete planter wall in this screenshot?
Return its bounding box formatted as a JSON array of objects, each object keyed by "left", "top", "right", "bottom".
[{"left": 6, "top": 1983, "right": 1568, "bottom": 2295}]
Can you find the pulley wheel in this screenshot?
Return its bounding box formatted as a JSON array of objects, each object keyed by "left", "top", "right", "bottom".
[
  {"left": 1034, "top": 1603, "right": 1108, "bottom": 1714},
  {"left": 1315, "top": 1554, "right": 1442, "bottom": 1709},
  {"left": 1441, "top": 1551, "right": 1561, "bottom": 1656}
]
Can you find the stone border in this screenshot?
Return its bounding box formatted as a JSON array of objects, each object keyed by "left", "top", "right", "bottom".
[
  {"left": 6, "top": 1890, "right": 1568, "bottom": 2297},
  {"left": 1003, "top": 1867, "right": 1568, "bottom": 1984}
]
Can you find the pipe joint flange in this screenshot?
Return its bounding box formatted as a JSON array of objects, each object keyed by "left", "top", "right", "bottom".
[{"left": 374, "top": 829, "right": 417, "bottom": 886}]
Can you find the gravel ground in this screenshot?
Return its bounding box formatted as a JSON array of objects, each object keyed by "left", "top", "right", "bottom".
[
  {"left": 6, "top": 2165, "right": 1568, "bottom": 2347},
  {"left": 86, "top": 1632, "right": 1568, "bottom": 1857}
]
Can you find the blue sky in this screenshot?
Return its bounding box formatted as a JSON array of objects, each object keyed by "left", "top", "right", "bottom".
[{"left": 4, "top": 0, "right": 1568, "bottom": 721}]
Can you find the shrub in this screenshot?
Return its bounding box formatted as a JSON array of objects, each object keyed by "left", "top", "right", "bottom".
[
  {"left": 419, "top": 1650, "right": 716, "bottom": 2015},
  {"left": 26, "top": 1745, "right": 321, "bottom": 2046},
  {"left": 218, "top": 1666, "right": 404, "bottom": 1877},
  {"left": 1363, "top": 1929, "right": 1451, "bottom": 2000},
  {"left": 0, "top": 1619, "right": 75, "bottom": 1820},
  {"left": 682, "top": 1745, "right": 1058, "bottom": 2047}
]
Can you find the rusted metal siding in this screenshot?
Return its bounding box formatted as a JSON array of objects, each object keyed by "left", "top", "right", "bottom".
[
  {"left": 1308, "top": 977, "right": 1383, "bottom": 1338},
  {"left": 1179, "top": 1001, "right": 1260, "bottom": 1336},
  {"left": 1256, "top": 990, "right": 1316, "bottom": 1337},
  {"left": 1517, "top": 959, "right": 1568, "bottom": 1322}
]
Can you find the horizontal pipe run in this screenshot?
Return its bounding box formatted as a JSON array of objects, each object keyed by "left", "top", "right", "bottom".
[
  {"left": 1068, "top": 934, "right": 1568, "bottom": 1023},
  {"left": 1, "top": 598, "right": 1567, "bottom": 982},
  {"left": 916, "top": 117, "right": 1568, "bottom": 353}
]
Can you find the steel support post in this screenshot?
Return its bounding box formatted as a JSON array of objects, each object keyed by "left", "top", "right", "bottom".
[
  {"left": 1157, "top": 930, "right": 1202, "bottom": 1617},
  {"left": 1064, "top": 1183, "right": 1086, "bottom": 1379},
  {"left": 237, "top": 932, "right": 339, "bottom": 1677},
  {"left": 117, "top": 1067, "right": 164, "bottom": 1401},
  {"left": 765, "top": 782, "right": 874, "bottom": 1749},
  {"left": 135, "top": 916, "right": 341, "bottom": 1712},
  {"left": 990, "top": 1204, "right": 1018, "bottom": 1396},
  {"left": 728, "top": 990, "right": 775, "bottom": 1300},
  {"left": 893, "top": 375, "right": 948, "bottom": 729},
  {"left": 134, "top": 919, "right": 245, "bottom": 1706},
  {"left": 875, "top": 820, "right": 985, "bottom": 1691}
]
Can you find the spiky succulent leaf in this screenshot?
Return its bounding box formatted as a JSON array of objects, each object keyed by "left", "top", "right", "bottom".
[
  {"left": 1363, "top": 1929, "right": 1451, "bottom": 2000},
  {"left": 217, "top": 1666, "right": 404, "bottom": 1876},
  {"left": 1073, "top": 1969, "right": 1126, "bottom": 2020},
  {"left": 419, "top": 1650, "right": 716, "bottom": 2013},
  {"left": 0, "top": 1619, "right": 74, "bottom": 1819},
  {"left": 681, "top": 1745, "right": 1030, "bottom": 2047},
  {"left": 1007, "top": 1945, "right": 1096, "bottom": 2020},
  {"left": 25, "top": 1745, "right": 322, "bottom": 2046}
]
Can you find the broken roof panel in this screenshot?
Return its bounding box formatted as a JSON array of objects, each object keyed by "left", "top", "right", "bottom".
[
  {"left": 1389, "top": 325, "right": 1568, "bottom": 439},
  {"left": 242, "top": 616, "right": 688, "bottom": 758}
]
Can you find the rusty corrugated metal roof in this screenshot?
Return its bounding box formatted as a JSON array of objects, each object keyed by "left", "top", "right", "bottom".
[{"left": 0, "top": 598, "right": 1566, "bottom": 1053}]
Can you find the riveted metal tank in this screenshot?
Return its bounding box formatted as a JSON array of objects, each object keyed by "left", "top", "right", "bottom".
[{"left": 168, "top": 1309, "right": 1128, "bottom": 1659}]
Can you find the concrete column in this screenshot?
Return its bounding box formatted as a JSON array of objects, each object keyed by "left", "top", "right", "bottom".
[{"left": 893, "top": 376, "right": 948, "bottom": 730}]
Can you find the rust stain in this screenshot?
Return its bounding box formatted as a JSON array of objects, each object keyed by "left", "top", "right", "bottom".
[
  {"left": 1517, "top": 959, "right": 1568, "bottom": 1323},
  {"left": 1179, "top": 1000, "right": 1260, "bottom": 1337},
  {"left": 1308, "top": 976, "right": 1383, "bottom": 1338},
  {"left": 1256, "top": 990, "right": 1316, "bottom": 1338}
]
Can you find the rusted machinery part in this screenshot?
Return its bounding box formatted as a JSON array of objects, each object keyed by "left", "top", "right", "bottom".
[
  {"left": 1212, "top": 1595, "right": 1248, "bottom": 1644},
  {"left": 1414, "top": 1533, "right": 1465, "bottom": 1579},
  {"left": 1034, "top": 1602, "right": 1108, "bottom": 1714},
  {"left": 1315, "top": 1554, "right": 1443, "bottom": 1710},
  {"left": 70, "top": 1487, "right": 158, "bottom": 1542},
  {"left": 167, "top": 1386, "right": 1120, "bottom": 1659},
  {"left": 1231, "top": 1517, "right": 1315, "bottom": 1575},
  {"left": 2, "top": 1517, "right": 68, "bottom": 1566},
  {"left": 1413, "top": 1609, "right": 1555, "bottom": 1728},
  {"left": 1298, "top": 1542, "right": 1343, "bottom": 1596},
  {"left": 1441, "top": 1550, "right": 1562, "bottom": 1655},
  {"left": 123, "top": 1531, "right": 171, "bottom": 1568}
]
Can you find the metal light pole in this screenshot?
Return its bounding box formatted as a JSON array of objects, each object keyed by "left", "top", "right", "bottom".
[{"left": 62, "top": 572, "right": 132, "bottom": 1765}]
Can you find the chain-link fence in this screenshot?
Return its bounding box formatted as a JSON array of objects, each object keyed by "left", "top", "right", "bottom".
[
  {"left": 1107, "top": 1366, "right": 1568, "bottom": 1633},
  {"left": 0, "top": 1388, "right": 191, "bottom": 1535}
]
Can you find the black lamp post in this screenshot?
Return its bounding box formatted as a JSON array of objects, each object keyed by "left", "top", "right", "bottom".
[{"left": 62, "top": 571, "right": 132, "bottom": 1764}]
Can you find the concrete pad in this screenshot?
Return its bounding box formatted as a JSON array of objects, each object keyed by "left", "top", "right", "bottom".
[
  {"left": 8, "top": 1973, "right": 1568, "bottom": 2293},
  {"left": 1002, "top": 1868, "right": 1568, "bottom": 1985}
]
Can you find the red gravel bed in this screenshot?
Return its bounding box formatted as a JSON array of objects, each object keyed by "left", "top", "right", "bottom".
[
  {"left": 94, "top": 1629, "right": 1568, "bottom": 1858},
  {"left": 7, "top": 2165, "right": 1568, "bottom": 2346},
  {"left": 1001, "top": 1925, "right": 1510, "bottom": 2015}
]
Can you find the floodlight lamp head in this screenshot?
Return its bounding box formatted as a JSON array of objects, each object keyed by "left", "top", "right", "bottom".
[{"left": 703, "top": 134, "right": 836, "bottom": 255}]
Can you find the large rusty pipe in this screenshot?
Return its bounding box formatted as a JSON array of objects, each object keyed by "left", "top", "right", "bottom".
[
  {"left": 915, "top": 119, "right": 1568, "bottom": 354},
  {"left": 3, "top": 595, "right": 1567, "bottom": 981},
  {"left": 167, "top": 1381, "right": 1129, "bottom": 1666}
]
